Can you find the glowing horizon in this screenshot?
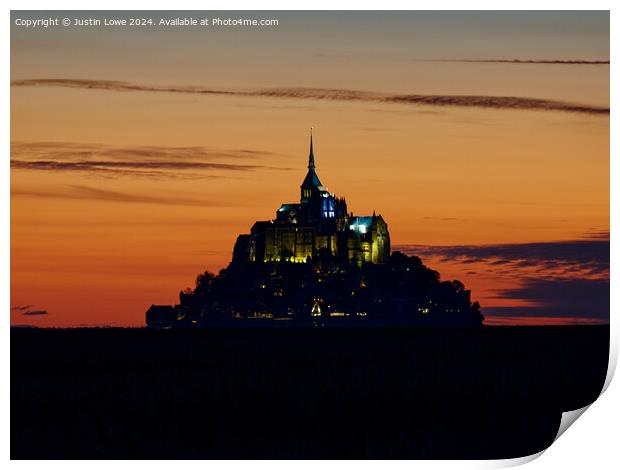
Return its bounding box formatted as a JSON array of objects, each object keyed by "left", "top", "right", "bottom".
[{"left": 10, "top": 11, "right": 609, "bottom": 327}]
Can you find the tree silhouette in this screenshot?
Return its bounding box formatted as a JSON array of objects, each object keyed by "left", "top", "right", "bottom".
[{"left": 163, "top": 251, "right": 484, "bottom": 327}]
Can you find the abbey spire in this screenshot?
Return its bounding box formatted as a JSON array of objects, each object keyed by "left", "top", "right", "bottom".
[
  {"left": 300, "top": 128, "right": 324, "bottom": 202},
  {"left": 308, "top": 127, "right": 315, "bottom": 169}
]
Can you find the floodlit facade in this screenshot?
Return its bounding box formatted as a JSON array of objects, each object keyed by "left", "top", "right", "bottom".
[{"left": 234, "top": 132, "right": 390, "bottom": 267}]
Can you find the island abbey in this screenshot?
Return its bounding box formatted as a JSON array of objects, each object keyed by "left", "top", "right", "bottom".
[
  {"left": 146, "top": 131, "right": 483, "bottom": 329},
  {"left": 233, "top": 132, "right": 391, "bottom": 266}
]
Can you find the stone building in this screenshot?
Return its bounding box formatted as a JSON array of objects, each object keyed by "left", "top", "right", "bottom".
[{"left": 234, "top": 132, "right": 390, "bottom": 267}]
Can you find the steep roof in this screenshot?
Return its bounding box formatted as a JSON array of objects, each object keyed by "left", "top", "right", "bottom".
[
  {"left": 301, "top": 168, "right": 323, "bottom": 188},
  {"left": 301, "top": 131, "right": 324, "bottom": 189}
]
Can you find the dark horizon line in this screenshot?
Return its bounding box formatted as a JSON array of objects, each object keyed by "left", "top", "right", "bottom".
[{"left": 10, "top": 322, "right": 610, "bottom": 329}]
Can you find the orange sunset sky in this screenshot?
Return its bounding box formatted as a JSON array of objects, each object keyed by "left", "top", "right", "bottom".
[{"left": 10, "top": 11, "right": 609, "bottom": 326}]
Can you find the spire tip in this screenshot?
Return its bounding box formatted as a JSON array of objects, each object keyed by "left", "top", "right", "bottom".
[{"left": 308, "top": 128, "right": 315, "bottom": 169}]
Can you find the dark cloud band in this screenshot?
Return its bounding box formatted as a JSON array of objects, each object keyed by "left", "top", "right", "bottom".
[
  {"left": 10, "top": 159, "right": 261, "bottom": 172},
  {"left": 11, "top": 306, "right": 49, "bottom": 316},
  {"left": 21, "top": 310, "right": 49, "bottom": 316},
  {"left": 396, "top": 238, "right": 610, "bottom": 278},
  {"left": 12, "top": 184, "right": 216, "bottom": 207},
  {"left": 432, "top": 59, "right": 609, "bottom": 65},
  {"left": 10, "top": 141, "right": 289, "bottom": 179},
  {"left": 492, "top": 278, "right": 609, "bottom": 319},
  {"left": 11, "top": 79, "right": 609, "bottom": 115},
  {"left": 395, "top": 237, "right": 610, "bottom": 321}
]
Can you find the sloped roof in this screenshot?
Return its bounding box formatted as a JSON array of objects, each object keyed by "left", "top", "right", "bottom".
[
  {"left": 301, "top": 131, "right": 324, "bottom": 189},
  {"left": 301, "top": 168, "right": 323, "bottom": 189}
]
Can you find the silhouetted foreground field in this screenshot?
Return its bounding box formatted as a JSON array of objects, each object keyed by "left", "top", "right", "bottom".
[{"left": 11, "top": 326, "right": 608, "bottom": 459}]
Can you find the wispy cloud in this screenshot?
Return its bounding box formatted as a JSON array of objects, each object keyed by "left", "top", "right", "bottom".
[
  {"left": 21, "top": 310, "right": 49, "bottom": 316},
  {"left": 582, "top": 229, "right": 610, "bottom": 240},
  {"left": 10, "top": 141, "right": 273, "bottom": 160},
  {"left": 431, "top": 59, "right": 609, "bottom": 65},
  {"left": 11, "top": 305, "right": 34, "bottom": 311},
  {"left": 483, "top": 315, "right": 608, "bottom": 326},
  {"left": 10, "top": 159, "right": 261, "bottom": 172},
  {"left": 10, "top": 141, "right": 289, "bottom": 179},
  {"left": 11, "top": 305, "right": 49, "bottom": 316},
  {"left": 12, "top": 184, "right": 217, "bottom": 207},
  {"left": 11, "top": 79, "right": 609, "bottom": 115}
]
